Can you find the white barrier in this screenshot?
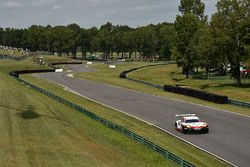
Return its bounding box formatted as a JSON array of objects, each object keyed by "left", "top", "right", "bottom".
[
  {"left": 55, "top": 69, "right": 63, "bottom": 72},
  {"left": 109, "top": 65, "right": 116, "bottom": 69},
  {"left": 87, "top": 62, "right": 93, "bottom": 65},
  {"left": 66, "top": 74, "right": 74, "bottom": 77}
]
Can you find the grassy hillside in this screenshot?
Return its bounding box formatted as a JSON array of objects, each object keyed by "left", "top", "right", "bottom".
[
  {"left": 129, "top": 64, "right": 250, "bottom": 102},
  {"left": 74, "top": 62, "right": 250, "bottom": 116},
  {"left": 0, "top": 59, "right": 177, "bottom": 167},
  {"left": 20, "top": 58, "right": 229, "bottom": 167}
]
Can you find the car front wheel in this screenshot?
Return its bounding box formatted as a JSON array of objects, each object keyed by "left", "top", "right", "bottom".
[{"left": 182, "top": 126, "right": 187, "bottom": 134}]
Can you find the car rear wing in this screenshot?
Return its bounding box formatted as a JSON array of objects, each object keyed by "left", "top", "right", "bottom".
[{"left": 175, "top": 114, "right": 196, "bottom": 117}]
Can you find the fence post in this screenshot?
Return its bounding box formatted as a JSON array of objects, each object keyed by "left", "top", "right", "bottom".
[
  {"left": 180, "top": 159, "right": 184, "bottom": 167},
  {"left": 141, "top": 138, "right": 144, "bottom": 144},
  {"left": 165, "top": 150, "right": 169, "bottom": 159},
  {"left": 130, "top": 132, "right": 134, "bottom": 140},
  {"left": 153, "top": 144, "right": 156, "bottom": 151}
]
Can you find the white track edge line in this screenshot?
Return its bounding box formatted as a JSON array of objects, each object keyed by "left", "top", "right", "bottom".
[
  {"left": 32, "top": 75, "right": 237, "bottom": 166},
  {"left": 76, "top": 74, "right": 250, "bottom": 119},
  {"left": 63, "top": 85, "right": 237, "bottom": 167}
]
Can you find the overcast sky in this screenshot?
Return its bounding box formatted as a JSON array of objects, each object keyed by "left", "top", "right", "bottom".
[{"left": 0, "top": 0, "right": 218, "bottom": 28}]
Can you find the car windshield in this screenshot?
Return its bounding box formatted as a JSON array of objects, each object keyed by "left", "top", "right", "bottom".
[{"left": 185, "top": 119, "right": 199, "bottom": 123}]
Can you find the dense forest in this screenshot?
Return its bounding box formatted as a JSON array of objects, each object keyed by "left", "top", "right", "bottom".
[
  {"left": 0, "top": 0, "right": 249, "bottom": 85},
  {"left": 0, "top": 22, "right": 176, "bottom": 61}
]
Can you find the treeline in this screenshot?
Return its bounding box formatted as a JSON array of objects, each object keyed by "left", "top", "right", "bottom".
[
  {"left": 0, "top": 22, "right": 176, "bottom": 60},
  {"left": 175, "top": 0, "right": 250, "bottom": 85},
  {"left": 0, "top": 0, "right": 249, "bottom": 85}
]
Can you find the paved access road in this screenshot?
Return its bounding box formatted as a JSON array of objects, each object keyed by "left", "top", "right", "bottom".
[{"left": 34, "top": 64, "right": 250, "bottom": 167}]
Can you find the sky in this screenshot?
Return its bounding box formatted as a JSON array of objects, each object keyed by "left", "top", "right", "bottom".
[{"left": 0, "top": 0, "right": 218, "bottom": 28}]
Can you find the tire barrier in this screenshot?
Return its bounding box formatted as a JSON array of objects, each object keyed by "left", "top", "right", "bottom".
[
  {"left": 9, "top": 69, "right": 55, "bottom": 78},
  {"left": 164, "top": 85, "right": 228, "bottom": 104},
  {"left": 120, "top": 62, "right": 229, "bottom": 104},
  {"left": 120, "top": 63, "right": 250, "bottom": 108},
  {"left": 9, "top": 64, "right": 195, "bottom": 167}
]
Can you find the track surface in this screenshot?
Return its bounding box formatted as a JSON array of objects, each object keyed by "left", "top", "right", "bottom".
[{"left": 34, "top": 64, "right": 250, "bottom": 167}]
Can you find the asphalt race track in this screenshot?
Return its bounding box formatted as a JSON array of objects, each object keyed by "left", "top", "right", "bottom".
[{"left": 34, "top": 64, "right": 250, "bottom": 167}]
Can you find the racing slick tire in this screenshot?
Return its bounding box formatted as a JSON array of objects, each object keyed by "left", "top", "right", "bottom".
[{"left": 182, "top": 126, "right": 188, "bottom": 134}]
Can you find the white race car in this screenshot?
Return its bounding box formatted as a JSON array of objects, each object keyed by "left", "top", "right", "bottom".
[{"left": 175, "top": 114, "right": 209, "bottom": 134}]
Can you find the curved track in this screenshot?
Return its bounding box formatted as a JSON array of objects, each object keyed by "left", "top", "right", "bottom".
[{"left": 34, "top": 64, "right": 250, "bottom": 167}]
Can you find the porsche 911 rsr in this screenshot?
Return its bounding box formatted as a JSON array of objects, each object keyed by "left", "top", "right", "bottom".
[{"left": 175, "top": 114, "right": 209, "bottom": 134}]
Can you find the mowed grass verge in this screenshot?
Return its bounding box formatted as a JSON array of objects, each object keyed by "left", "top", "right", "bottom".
[
  {"left": 21, "top": 59, "right": 228, "bottom": 167},
  {"left": 74, "top": 62, "right": 250, "bottom": 116},
  {"left": 0, "top": 59, "right": 177, "bottom": 167},
  {"left": 129, "top": 64, "right": 250, "bottom": 102}
]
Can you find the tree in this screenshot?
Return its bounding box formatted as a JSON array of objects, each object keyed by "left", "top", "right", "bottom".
[
  {"left": 240, "top": 17, "right": 250, "bottom": 54},
  {"left": 79, "top": 28, "right": 90, "bottom": 59},
  {"left": 51, "top": 26, "right": 74, "bottom": 56},
  {"left": 67, "top": 23, "right": 81, "bottom": 58},
  {"left": 175, "top": 14, "right": 201, "bottom": 78},
  {"left": 212, "top": 0, "right": 250, "bottom": 86},
  {"left": 79, "top": 27, "right": 97, "bottom": 60},
  {"left": 175, "top": 0, "right": 206, "bottom": 78},
  {"left": 197, "top": 26, "right": 223, "bottom": 77},
  {"left": 23, "top": 25, "right": 48, "bottom": 51},
  {"left": 179, "top": 0, "right": 206, "bottom": 21},
  {"left": 91, "top": 29, "right": 112, "bottom": 60},
  {"left": 44, "top": 25, "right": 53, "bottom": 53},
  {"left": 123, "top": 30, "right": 136, "bottom": 59},
  {"left": 132, "top": 28, "right": 144, "bottom": 60},
  {"left": 0, "top": 28, "right": 3, "bottom": 45},
  {"left": 140, "top": 26, "right": 158, "bottom": 60},
  {"left": 157, "top": 23, "right": 176, "bottom": 60},
  {"left": 111, "top": 26, "right": 125, "bottom": 59}
]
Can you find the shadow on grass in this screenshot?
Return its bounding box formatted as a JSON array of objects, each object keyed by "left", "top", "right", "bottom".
[
  {"left": 18, "top": 106, "right": 71, "bottom": 123},
  {"left": 0, "top": 104, "right": 71, "bottom": 123},
  {"left": 18, "top": 105, "right": 40, "bottom": 119}
]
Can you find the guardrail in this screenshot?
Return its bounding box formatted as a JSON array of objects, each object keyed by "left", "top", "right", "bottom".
[
  {"left": 228, "top": 99, "right": 250, "bottom": 108},
  {"left": 9, "top": 69, "right": 195, "bottom": 167},
  {"left": 127, "top": 77, "right": 164, "bottom": 89},
  {"left": 120, "top": 63, "right": 250, "bottom": 108}
]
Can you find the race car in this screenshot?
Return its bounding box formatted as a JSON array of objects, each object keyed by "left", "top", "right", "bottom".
[{"left": 175, "top": 114, "right": 209, "bottom": 134}]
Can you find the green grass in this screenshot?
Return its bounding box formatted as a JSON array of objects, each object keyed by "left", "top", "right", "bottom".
[
  {"left": 19, "top": 59, "right": 229, "bottom": 167},
  {"left": 0, "top": 59, "right": 179, "bottom": 167},
  {"left": 129, "top": 64, "right": 250, "bottom": 102},
  {"left": 74, "top": 62, "right": 250, "bottom": 117},
  {"left": 76, "top": 62, "right": 153, "bottom": 85},
  {"left": 42, "top": 56, "right": 70, "bottom": 63}
]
